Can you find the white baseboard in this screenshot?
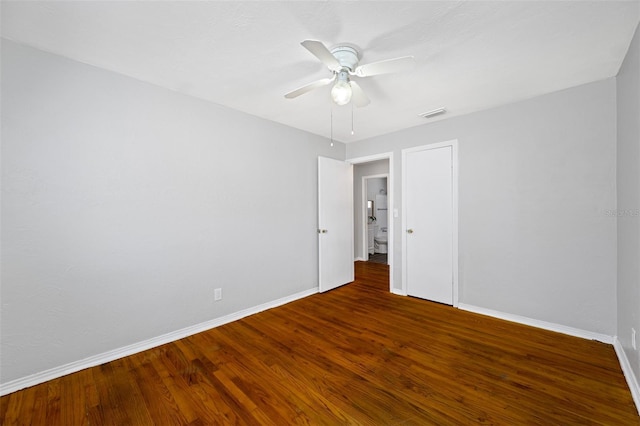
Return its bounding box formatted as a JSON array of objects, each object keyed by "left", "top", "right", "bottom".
[
  {"left": 614, "top": 337, "right": 640, "bottom": 415},
  {"left": 354, "top": 256, "right": 367, "bottom": 262},
  {"left": 457, "top": 303, "right": 614, "bottom": 344},
  {"left": 0, "top": 287, "right": 318, "bottom": 397}
]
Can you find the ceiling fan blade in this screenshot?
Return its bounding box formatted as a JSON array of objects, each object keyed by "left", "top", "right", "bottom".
[
  {"left": 284, "top": 76, "right": 335, "bottom": 99},
  {"left": 301, "top": 40, "right": 342, "bottom": 72},
  {"left": 350, "top": 81, "right": 370, "bottom": 108},
  {"left": 354, "top": 56, "right": 415, "bottom": 77}
]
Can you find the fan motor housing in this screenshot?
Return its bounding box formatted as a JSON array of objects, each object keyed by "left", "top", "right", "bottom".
[{"left": 330, "top": 45, "right": 360, "bottom": 71}]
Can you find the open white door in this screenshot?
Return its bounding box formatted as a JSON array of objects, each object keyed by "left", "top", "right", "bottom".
[{"left": 318, "top": 156, "right": 354, "bottom": 292}]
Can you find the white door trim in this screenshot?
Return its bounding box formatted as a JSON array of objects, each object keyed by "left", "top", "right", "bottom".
[
  {"left": 401, "top": 141, "right": 459, "bottom": 306},
  {"left": 348, "top": 152, "right": 394, "bottom": 292}
]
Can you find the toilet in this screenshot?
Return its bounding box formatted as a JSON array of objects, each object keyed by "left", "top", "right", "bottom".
[{"left": 374, "top": 227, "right": 388, "bottom": 254}]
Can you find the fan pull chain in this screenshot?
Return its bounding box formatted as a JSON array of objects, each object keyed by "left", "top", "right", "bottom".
[
  {"left": 351, "top": 103, "right": 355, "bottom": 135},
  {"left": 330, "top": 106, "right": 334, "bottom": 147}
]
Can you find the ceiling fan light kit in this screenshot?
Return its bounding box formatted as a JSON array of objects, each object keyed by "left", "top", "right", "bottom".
[
  {"left": 331, "top": 71, "right": 352, "bottom": 106},
  {"left": 285, "top": 39, "right": 415, "bottom": 108}
]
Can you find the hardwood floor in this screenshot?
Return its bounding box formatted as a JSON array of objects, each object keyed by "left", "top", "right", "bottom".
[{"left": 2, "top": 261, "right": 639, "bottom": 425}]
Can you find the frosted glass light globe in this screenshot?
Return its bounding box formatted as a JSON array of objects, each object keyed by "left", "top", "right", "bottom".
[{"left": 331, "top": 80, "right": 352, "bottom": 106}]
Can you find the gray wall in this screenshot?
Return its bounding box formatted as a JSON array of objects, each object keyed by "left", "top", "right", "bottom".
[
  {"left": 347, "top": 79, "right": 618, "bottom": 336},
  {"left": 616, "top": 23, "right": 640, "bottom": 386},
  {"left": 0, "top": 40, "right": 344, "bottom": 383},
  {"left": 353, "top": 160, "right": 389, "bottom": 259}
]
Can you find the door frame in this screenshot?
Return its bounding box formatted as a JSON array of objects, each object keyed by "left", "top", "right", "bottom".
[
  {"left": 348, "top": 152, "right": 394, "bottom": 293},
  {"left": 401, "top": 140, "right": 459, "bottom": 306},
  {"left": 361, "top": 173, "right": 389, "bottom": 260}
]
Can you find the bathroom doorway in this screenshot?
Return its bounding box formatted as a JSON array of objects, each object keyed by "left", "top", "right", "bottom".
[
  {"left": 364, "top": 175, "right": 388, "bottom": 265},
  {"left": 349, "top": 153, "right": 394, "bottom": 292}
]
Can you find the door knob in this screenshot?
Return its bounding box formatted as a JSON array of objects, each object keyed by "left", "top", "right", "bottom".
[{"left": 407, "top": 229, "right": 414, "bottom": 234}]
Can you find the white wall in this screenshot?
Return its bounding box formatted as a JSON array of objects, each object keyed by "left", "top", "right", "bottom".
[
  {"left": 367, "top": 178, "right": 386, "bottom": 202},
  {"left": 0, "top": 40, "right": 344, "bottom": 384},
  {"left": 616, "top": 23, "right": 640, "bottom": 390},
  {"left": 347, "top": 79, "right": 618, "bottom": 336},
  {"left": 353, "top": 160, "right": 389, "bottom": 259}
]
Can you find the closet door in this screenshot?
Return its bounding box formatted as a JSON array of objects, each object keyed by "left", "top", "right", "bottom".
[{"left": 404, "top": 145, "right": 454, "bottom": 304}]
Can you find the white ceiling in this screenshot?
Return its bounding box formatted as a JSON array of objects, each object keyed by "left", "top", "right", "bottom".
[{"left": 2, "top": 1, "right": 639, "bottom": 143}]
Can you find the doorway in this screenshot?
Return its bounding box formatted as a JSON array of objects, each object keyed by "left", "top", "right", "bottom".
[
  {"left": 363, "top": 175, "right": 388, "bottom": 265},
  {"left": 349, "top": 153, "right": 394, "bottom": 292}
]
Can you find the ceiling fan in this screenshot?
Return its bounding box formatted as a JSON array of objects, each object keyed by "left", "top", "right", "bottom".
[{"left": 285, "top": 40, "right": 415, "bottom": 107}]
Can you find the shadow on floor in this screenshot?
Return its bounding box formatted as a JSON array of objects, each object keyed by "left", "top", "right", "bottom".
[{"left": 367, "top": 253, "right": 387, "bottom": 264}]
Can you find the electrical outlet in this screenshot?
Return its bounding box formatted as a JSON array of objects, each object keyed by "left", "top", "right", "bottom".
[
  {"left": 632, "top": 328, "right": 637, "bottom": 350},
  {"left": 214, "top": 288, "right": 222, "bottom": 301}
]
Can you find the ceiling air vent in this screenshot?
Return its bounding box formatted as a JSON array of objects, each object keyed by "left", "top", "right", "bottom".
[{"left": 418, "top": 108, "right": 446, "bottom": 118}]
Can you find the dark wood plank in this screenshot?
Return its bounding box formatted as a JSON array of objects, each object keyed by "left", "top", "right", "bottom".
[{"left": 1, "top": 261, "right": 638, "bottom": 424}]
